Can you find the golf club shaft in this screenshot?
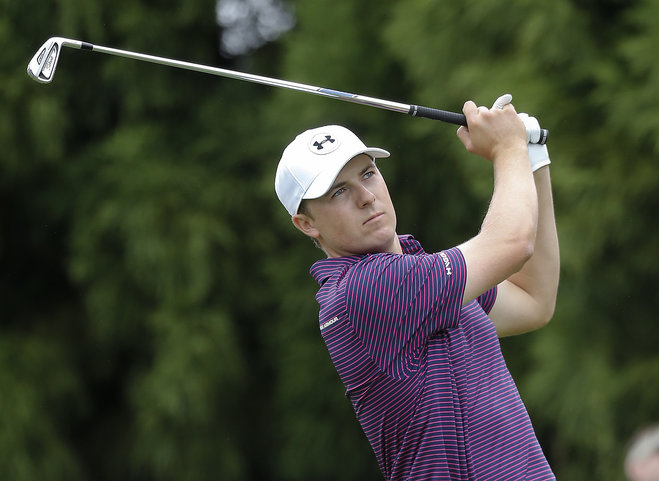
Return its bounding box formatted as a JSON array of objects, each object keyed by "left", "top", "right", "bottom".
[
  {"left": 71, "top": 40, "right": 463, "bottom": 122},
  {"left": 31, "top": 38, "right": 549, "bottom": 144}
]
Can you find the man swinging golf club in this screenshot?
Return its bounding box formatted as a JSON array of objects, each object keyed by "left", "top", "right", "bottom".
[{"left": 275, "top": 94, "right": 559, "bottom": 480}]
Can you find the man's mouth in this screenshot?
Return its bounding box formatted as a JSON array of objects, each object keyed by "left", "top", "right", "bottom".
[{"left": 364, "top": 212, "right": 384, "bottom": 225}]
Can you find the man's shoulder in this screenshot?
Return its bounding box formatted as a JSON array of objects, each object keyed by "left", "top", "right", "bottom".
[
  {"left": 310, "top": 252, "right": 395, "bottom": 287},
  {"left": 309, "top": 235, "right": 426, "bottom": 286},
  {"left": 310, "top": 255, "right": 360, "bottom": 286}
]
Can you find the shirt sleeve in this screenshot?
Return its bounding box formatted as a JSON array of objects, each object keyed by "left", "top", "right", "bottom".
[
  {"left": 345, "top": 247, "right": 466, "bottom": 379},
  {"left": 477, "top": 285, "right": 498, "bottom": 314}
]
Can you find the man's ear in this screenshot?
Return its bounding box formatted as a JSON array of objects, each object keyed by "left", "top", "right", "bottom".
[{"left": 291, "top": 213, "right": 319, "bottom": 239}]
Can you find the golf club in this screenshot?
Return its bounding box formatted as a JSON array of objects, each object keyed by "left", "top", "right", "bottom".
[{"left": 27, "top": 36, "right": 549, "bottom": 144}]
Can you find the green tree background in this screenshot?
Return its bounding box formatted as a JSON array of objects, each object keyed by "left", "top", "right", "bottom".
[{"left": 1, "top": 0, "right": 658, "bottom": 479}]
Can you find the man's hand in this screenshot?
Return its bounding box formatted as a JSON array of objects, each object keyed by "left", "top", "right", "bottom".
[
  {"left": 456, "top": 100, "right": 527, "bottom": 162},
  {"left": 518, "top": 113, "right": 551, "bottom": 171}
]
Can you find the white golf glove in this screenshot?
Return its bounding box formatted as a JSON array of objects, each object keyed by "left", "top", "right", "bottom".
[
  {"left": 518, "top": 113, "right": 551, "bottom": 172},
  {"left": 491, "top": 93, "right": 513, "bottom": 110},
  {"left": 491, "top": 94, "right": 551, "bottom": 172}
]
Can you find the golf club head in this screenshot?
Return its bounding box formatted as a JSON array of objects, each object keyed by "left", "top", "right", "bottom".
[{"left": 27, "top": 37, "right": 65, "bottom": 83}]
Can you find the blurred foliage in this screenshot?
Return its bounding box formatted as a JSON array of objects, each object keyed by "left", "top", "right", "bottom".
[{"left": 1, "top": 0, "right": 658, "bottom": 479}]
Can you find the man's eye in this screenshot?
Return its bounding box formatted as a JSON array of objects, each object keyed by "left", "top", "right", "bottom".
[
  {"left": 364, "top": 171, "right": 375, "bottom": 179},
  {"left": 331, "top": 188, "right": 346, "bottom": 198}
]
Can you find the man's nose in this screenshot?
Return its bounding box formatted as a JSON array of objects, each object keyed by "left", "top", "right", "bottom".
[{"left": 357, "top": 185, "right": 376, "bottom": 207}]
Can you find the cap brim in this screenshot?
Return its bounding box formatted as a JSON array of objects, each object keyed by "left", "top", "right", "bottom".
[{"left": 302, "top": 148, "right": 390, "bottom": 201}]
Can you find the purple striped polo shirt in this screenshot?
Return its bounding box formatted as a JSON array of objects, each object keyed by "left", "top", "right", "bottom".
[{"left": 310, "top": 235, "right": 554, "bottom": 480}]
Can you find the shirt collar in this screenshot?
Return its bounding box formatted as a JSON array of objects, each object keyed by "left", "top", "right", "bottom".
[{"left": 309, "top": 234, "right": 423, "bottom": 285}]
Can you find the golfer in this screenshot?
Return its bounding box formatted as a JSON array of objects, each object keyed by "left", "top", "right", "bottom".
[{"left": 275, "top": 95, "right": 559, "bottom": 480}]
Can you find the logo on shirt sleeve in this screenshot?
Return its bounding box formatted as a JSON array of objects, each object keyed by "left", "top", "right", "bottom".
[
  {"left": 439, "top": 251, "right": 452, "bottom": 276},
  {"left": 320, "top": 316, "right": 339, "bottom": 331}
]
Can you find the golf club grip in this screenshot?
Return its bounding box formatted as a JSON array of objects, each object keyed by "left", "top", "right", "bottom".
[
  {"left": 410, "top": 104, "right": 549, "bottom": 145},
  {"left": 410, "top": 105, "right": 467, "bottom": 125}
]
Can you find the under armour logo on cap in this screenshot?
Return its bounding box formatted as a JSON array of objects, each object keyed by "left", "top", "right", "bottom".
[
  {"left": 308, "top": 132, "right": 340, "bottom": 155},
  {"left": 312, "top": 135, "right": 335, "bottom": 150}
]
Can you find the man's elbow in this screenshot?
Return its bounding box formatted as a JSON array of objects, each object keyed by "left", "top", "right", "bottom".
[
  {"left": 520, "top": 289, "right": 558, "bottom": 334},
  {"left": 510, "top": 234, "right": 535, "bottom": 273},
  {"left": 538, "top": 305, "right": 555, "bottom": 329},
  {"left": 515, "top": 303, "right": 554, "bottom": 336},
  {"left": 535, "top": 296, "right": 557, "bottom": 329}
]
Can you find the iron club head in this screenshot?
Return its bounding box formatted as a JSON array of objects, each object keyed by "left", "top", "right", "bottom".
[
  {"left": 27, "top": 37, "right": 84, "bottom": 83},
  {"left": 27, "top": 37, "right": 65, "bottom": 83}
]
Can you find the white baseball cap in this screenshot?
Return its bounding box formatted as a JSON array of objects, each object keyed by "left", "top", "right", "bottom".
[{"left": 275, "top": 125, "right": 390, "bottom": 216}]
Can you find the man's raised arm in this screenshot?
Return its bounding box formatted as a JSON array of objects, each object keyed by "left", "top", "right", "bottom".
[
  {"left": 455, "top": 99, "right": 538, "bottom": 306},
  {"left": 489, "top": 155, "right": 560, "bottom": 337}
]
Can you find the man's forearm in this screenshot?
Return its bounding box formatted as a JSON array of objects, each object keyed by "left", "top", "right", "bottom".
[
  {"left": 481, "top": 143, "right": 539, "bottom": 269},
  {"left": 459, "top": 142, "right": 538, "bottom": 304},
  {"left": 506, "top": 166, "right": 560, "bottom": 322}
]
